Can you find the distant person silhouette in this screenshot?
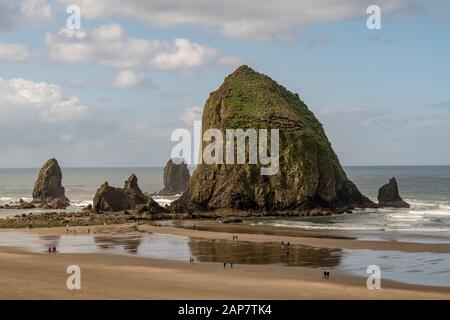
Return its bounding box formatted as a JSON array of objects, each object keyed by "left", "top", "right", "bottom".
[{"left": 52, "top": 246, "right": 56, "bottom": 254}]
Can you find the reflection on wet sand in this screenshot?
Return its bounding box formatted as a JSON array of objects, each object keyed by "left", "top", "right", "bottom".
[
  {"left": 188, "top": 238, "right": 342, "bottom": 267},
  {"left": 39, "top": 234, "right": 61, "bottom": 247},
  {"left": 1, "top": 231, "right": 342, "bottom": 267},
  {"left": 94, "top": 235, "right": 142, "bottom": 254}
]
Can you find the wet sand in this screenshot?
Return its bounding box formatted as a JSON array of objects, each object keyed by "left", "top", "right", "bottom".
[
  {"left": 139, "top": 221, "right": 450, "bottom": 254},
  {"left": 21, "top": 221, "right": 450, "bottom": 254},
  {"left": 0, "top": 247, "right": 449, "bottom": 300},
  {"left": 0, "top": 222, "right": 449, "bottom": 299}
]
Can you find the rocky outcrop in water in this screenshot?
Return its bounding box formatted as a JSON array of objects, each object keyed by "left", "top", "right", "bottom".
[
  {"left": 173, "top": 65, "right": 373, "bottom": 214},
  {"left": 378, "top": 177, "right": 410, "bottom": 208},
  {"left": 32, "top": 158, "right": 70, "bottom": 208},
  {"left": 158, "top": 159, "right": 190, "bottom": 195},
  {"left": 93, "top": 174, "right": 166, "bottom": 213}
]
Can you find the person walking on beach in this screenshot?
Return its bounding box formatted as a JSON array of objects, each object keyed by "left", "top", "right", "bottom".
[
  {"left": 48, "top": 246, "right": 52, "bottom": 254},
  {"left": 231, "top": 261, "right": 233, "bottom": 269},
  {"left": 52, "top": 246, "right": 56, "bottom": 254},
  {"left": 327, "top": 271, "right": 330, "bottom": 280},
  {"left": 223, "top": 261, "right": 226, "bottom": 269},
  {"left": 323, "top": 271, "right": 327, "bottom": 279}
]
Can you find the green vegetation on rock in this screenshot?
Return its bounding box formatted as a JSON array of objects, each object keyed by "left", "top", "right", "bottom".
[{"left": 174, "top": 65, "right": 373, "bottom": 214}]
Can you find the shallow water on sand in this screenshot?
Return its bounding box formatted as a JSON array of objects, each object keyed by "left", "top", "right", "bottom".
[{"left": 0, "top": 231, "right": 448, "bottom": 288}]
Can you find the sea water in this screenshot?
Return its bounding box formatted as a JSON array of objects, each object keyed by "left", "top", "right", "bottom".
[{"left": 248, "top": 166, "right": 450, "bottom": 241}]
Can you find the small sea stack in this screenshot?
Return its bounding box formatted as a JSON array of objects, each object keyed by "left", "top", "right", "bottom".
[
  {"left": 93, "top": 174, "right": 166, "bottom": 213},
  {"left": 158, "top": 159, "right": 190, "bottom": 195},
  {"left": 377, "top": 177, "right": 410, "bottom": 208},
  {"left": 32, "top": 158, "right": 70, "bottom": 208}
]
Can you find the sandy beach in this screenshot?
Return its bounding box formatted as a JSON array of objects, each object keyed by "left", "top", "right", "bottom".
[{"left": 0, "top": 222, "right": 449, "bottom": 300}]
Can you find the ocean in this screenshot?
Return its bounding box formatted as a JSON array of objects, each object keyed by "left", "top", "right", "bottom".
[
  {"left": 248, "top": 166, "right": 450, "bottom": 241},
  {"left": 0, "top": 166, "right": 449, "bottom": 239}
]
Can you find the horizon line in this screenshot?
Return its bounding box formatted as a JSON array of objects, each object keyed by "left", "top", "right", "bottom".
[{"left": 1, "top": 164, "right": 450, "bottom": 170}]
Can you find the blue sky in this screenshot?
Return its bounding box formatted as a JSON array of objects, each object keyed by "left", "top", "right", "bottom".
[{"left": 0, "top": 0, "right": 449, "bottom": 167}]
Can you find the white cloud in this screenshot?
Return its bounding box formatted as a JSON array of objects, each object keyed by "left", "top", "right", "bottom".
[
  {"left": 111, "top": 70, "right": 145, "bottom": 88},
  {"left": 0, "top": 0, "right": 52, "bottom": 31},
  {"left": 20, "top": 0, "right": 52, "bottom": 25},
  {"left": 0, "top": 43, "right": 29, "bottom": 61},
  {"left": 56, "top": 0, "right": 422, "bottom": 40},
  {"left": 0, "top": 78, "right": 89, "bottom": 123},
  {"left": 181, "top": 106, "right": 202, "bottom": 124},
  {"left": 46, "top": 24, "right": 238, "bottom": 71}
]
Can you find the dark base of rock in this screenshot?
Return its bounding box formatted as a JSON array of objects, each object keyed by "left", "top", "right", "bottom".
[
  {"left": 378, "top": 200, "right": 410, "bottom": 208},
  {"left": 219, "top": 217, "right": 243, "bottom": 224}
]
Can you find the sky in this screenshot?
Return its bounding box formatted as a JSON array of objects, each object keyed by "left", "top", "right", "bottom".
[{"left": 0, "top": 0, "right": 449, "bottom": 168}]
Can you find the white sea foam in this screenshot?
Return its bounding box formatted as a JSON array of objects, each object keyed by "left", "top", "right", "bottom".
[
  {"left": 71, "top": 200, "right": 93, "bottom": 207},
  {"left": 153, "top": 194, "right": 182, "bottom": 206},
  {"left": 256, "top": 221, "right": 385, "bottom": 231},
  {"left": 154, "top": 198, "right": 175, "bottom": 206}
]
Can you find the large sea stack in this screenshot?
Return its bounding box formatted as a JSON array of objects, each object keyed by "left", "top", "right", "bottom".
[
  {"left": 378, "top": 177, "right": 410, "bottom": 208},
  {"left": 173, "top": 65, "right": 373, "bottom": 213},
  {"left": 93, "top": 174, "right": 166, "bottom": 213},
  {"left": 158, "top": 159, "right": 190, "bottom": 195},
  {"left": 32, "top": 158, "right": 70, "bottom": 207}
]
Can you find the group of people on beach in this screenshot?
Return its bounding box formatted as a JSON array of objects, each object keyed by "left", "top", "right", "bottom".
[
  {"left": 323, "top": 271, "right": 330, "bottom": 280},
  {"left": 48, "top": 246, "right": 57, "bottom": 254}
]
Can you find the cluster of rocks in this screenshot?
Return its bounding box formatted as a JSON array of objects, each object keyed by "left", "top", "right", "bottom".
[
  {"left": 0, "top": 198, "right": 36, "bottom": 210},
  {"left": 93, "top": 174, "right": 167, "bottom": 214}
]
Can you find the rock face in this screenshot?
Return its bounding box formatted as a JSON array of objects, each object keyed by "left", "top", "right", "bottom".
[
  {"left": 378, "top": 177, "right": 410, "bottom": 208},
  {"left": 158, "top": 159, "right": 190, "bottom": 195},
  {"left": 173, "top": 65, "right": 373, "bottom": 213},
  {"left": 93, "top": 174, "right": 166, "bottom": 213},
  {"left": 32, "top": 158, "right": 70, "bottom": 207},
  {"left": 124, "top": 174, "right": 148, "bottom": 204}
]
